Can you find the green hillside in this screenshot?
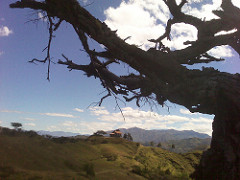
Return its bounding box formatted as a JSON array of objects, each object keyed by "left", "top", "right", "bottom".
[
  {"left": 157, "top": 137, "right": 211, "bottom": 153},
  {"left": 0, "top": 127, "right": 202, "bottom": 179}
]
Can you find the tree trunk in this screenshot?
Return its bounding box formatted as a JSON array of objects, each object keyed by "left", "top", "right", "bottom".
[{"left": 194, "top": 89, "right": 240, "bottom": 179}]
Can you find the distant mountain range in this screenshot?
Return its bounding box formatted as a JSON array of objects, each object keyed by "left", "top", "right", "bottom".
[
  {"left": 113, "top": 127, "right": 211, "bottom": 153},
  {"left": 37, "top": 130, "right": 81, "bottom": 137},
  {"left": 110, "top": 127, "right": 211, "bottom": 143},
  {"left": 37, "top": 127, "right": 211, "bottom": 153},
  {"left": 38, "top": 127, "right": 210, "bottom": 141}
]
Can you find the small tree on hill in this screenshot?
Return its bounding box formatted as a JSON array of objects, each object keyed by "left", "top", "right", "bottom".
[
  {"left": 123, "top": 133, "right": 133, "bottom": 141},
  {"left": 11, "top": 122, "right": 22, "bottom": 131},
  {"left": 83, "top": 162, "right": 95, "bottom": 178},
  {"left": 127, "top": 133, "right": 133, "bottom": 141},
  {"left": 150, "top": 141, "right": 154, "bottom": 147},
  {"left": 93, "top": 130, "right": 107, "bottom": 136},
  {"left": 157, "top": 142, "right": 162, "bottom": 148}
]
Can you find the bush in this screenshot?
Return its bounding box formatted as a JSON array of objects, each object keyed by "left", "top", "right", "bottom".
[
  {"left": 64, "top": 160, "right": 79, "bottom": 171},
  {"left": 11, "top": 122, "right": 22, "bottom": 131},
  {"left": 101, "top": 139, "right": 108, "bottom": 144},
  {"left": 165, "top": 169, "right": 171, "bottom": 175},
  {"left": 0, "top": 165, "right": 15, "bottom": 178},
  {"left": 25, "top": 130, "right": 38, "bottom": 137},
  {"left": 83, "top": 163, "right": 95, "bottom": 177},
  {"left": 104, "top": 153, "right": 118, "bottom": 161},
  {"left": 132, "top": 165, "right": 143, "bottom": 176},
  {"left": 178, "top": 172, "right": 189, "bottom": 180}
]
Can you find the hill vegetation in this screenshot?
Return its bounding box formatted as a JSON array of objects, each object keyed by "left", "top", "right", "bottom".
[
  {"left": 159, "top": 138, "right": 211, "bottom": 153},
  {"left": 0, "top": 127, "right": 203, "bottom": 179}
]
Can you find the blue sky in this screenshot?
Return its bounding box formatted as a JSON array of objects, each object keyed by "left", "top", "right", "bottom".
[{"left": 0, "top": 0, "right": 239, "bottom": 135}]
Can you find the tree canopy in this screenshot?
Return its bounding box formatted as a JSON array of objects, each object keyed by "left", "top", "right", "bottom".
[
  {"left": 93, "top": 130, "right": 107, "bottom": 136},
  {"left": 11, "top": 122, "right": 22, "bottom": 130},
  {"left": 9, "top": 0, "right": 240, "bottom": 115}
]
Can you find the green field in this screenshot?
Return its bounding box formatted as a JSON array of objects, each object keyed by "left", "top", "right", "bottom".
[{"left": 0, "top": 128, "right": 202, "bottom": 179}]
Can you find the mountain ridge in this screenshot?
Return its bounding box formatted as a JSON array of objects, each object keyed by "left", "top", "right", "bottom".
[
  {"left": 109, "top": 127, "right": 211, "bottom": 143},
  {"left": 37, "top": 130, "right": 82, "bottom": 137},
  {"left": 37, "top": 127, "right": 211, "bottom": 142}
]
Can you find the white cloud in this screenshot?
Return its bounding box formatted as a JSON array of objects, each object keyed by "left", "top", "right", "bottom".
[
  {"left": 163, "top": 115, "right": 189, "bottom": 124},
  {"left": 23, "top": 118, "right": 36, "bottom": 121},
  {"left": 82, "top": 0, "right": 89, "bottom": 4},
  {"left": 0, "top": 51, "right": 4, "bottom": 56},
  {"left": 47, "top": 121, "right": 81, "bottom": 133},
  {"left": 191, "top": 117, "right": 212, "bottom": 123},
  {"left": 62, "top": 121, "right": 78, "bottom": 127},
  {"left": 79, "top": 121, "right": 117, "bottom": 134},
  {"left": 89, "top": 106, "right": 110, "bottom": 116},
  {"left": 215, "top": 29, "right": 237, "bottom": 36},
  {"left": 104, "top": 0, "right": 233, "bottom": 58},
  {"left": 47, "top": 125, "right": 58, "bottom": 131},
  {"left": 43, "top": 106, "right": 213, "bottom": 135},
  {"left": 0, "top": 26, "right": 13, "bottom": 37},
  {"left": 25, "top": 123, "right": 36, "bottom": 127},
  {"left": 104, "top": 0, "right": 168, "bottom": 50},
  {"left": 0, "top": 109, "right": 77, "bottom": 118},
  {"left": 40, "top": 113, "right": 75, "bottom": 118},
  {"left": 46, "top": 120, "right": 116, "bottom": 134},
  {"left": 180, "top": 109, "right": 192, "bottom": 115},
  {"left": 0, "top": 18, "right": 5, "bottom": 21},
  {"left": 0, "top": 107, "right": 213, "bottom": 135},
  {"left": 0, "top": 110, "right": 25, "bottom": 114},
  {"left": 207, "top": 45, "right": 234, "bottom": 58},
  {"left": 232, "top": 0, "right": 240, "bottom": 8},
  {"left": 181, "top": 0, "right": 221, "bottom": 21},
  {"left": 88, "top": 106, "right": 213, "bottom": 135},
  {"left": 171, "top": 121, "right": 212, "bottom": 135},
  {"left": 73, "top": 108, "right": 84, "bottom": 112},
  {"left": 162, "top": 23, "right": 198, "bottom": 50},
  {"left": 180, "top": 108, "right": 200, "bottom": 115},
  {"left": 37, "top": 12, "right": 47, "bottom": 22}
]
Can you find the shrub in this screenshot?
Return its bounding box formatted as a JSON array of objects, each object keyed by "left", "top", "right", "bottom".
[
  {"left": 132, "top": 165, "right": 143, "bottom": 176},
  {"left": 101, "top": 139, "right": 108, "bottom": 144},
  {"left": 64, "top": 160, "right": 79, "bottom": 171},
  {"left": 0, "top": 165, "right": 15, "bottom": 178},
  {"left": 165, "top": 169, "right": 171, "bottom": 175},
  {"left": 11, "top": 122, "right": 22, "bottom": 131},
  {"left": 25, "top": 130, "right": 38, "bottom": 137},
  {"left": 104, "top": 154, "right": 118, "bottom": 161},
  {"left": 83, "top": 163, "right": 95, "bottom": 177}
]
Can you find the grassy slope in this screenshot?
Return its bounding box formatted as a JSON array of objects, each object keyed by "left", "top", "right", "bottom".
[
  {"left": 160, "top": 137, "right": 211, "bottom": 153},
  {"left": 0, "top": 130, "right": 202, "bottom": 180}
]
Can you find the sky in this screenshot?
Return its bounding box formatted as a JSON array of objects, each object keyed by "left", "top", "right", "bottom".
[{"left": 0, "top": 0, "right": 240, "bottom": 136}]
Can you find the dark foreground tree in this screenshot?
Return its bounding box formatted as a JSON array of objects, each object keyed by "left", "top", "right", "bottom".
[{"left": 10, "top": 0, "right": 240, "bottom": 179}]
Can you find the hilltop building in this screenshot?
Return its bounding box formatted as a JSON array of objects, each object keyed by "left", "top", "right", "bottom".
[{"left": 110, "top": 129, "right": 122, "bottom": 137}]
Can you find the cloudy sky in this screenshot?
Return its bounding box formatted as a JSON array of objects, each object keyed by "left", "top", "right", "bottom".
[{"left": 1, "top": 0, "right": 240, "bottom": 136}]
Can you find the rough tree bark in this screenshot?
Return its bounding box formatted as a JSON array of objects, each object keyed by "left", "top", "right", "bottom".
[{"left": 10, "top": 0, "right": 240, "bottom": 179}]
